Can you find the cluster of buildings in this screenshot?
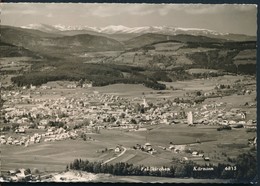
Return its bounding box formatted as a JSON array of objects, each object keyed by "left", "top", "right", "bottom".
[
  {"left": 133, "top": 143, "right": 157, "bottom": 155},
  {"left": 0, "top": 127, "right": 78, "bottom": 146},
  {"left": 187, "top": 102, "right": 256, "bottom": 128},
  {"left": 0, "top": 80, "right": 256, "bottom": 148}
]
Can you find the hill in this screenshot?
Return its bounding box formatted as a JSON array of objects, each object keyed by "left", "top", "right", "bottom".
[
  {"left": 111, "top": 39, "right": 256, "bottom": 75},
  {"left": 0, "top": 40, "right": 40, "bottom": 58},
  {"left": 22, "top": 24, "right": 257, "bottom": 42},
  {"left": 124, "top": 33, "right": 227, "bottom": 49},
  {"left": 1, "top": 25, "right": 256, "bottom": 89},
  {"left": 55, "top": 34, "right": 124, "bottom": 51},
  {"left": 0, "top": 25, "right": 125, "bottom": 57}
]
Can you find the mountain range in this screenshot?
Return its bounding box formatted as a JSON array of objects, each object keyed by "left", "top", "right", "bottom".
[
  {"left": 21, "top": 23, "right": 256, "bottom": 42},
  {"left": 0, "top": 25, "right": 124, "bottom": 56},
  {"left": 1, "top": 24, "right": 256, "bottom": 89}
]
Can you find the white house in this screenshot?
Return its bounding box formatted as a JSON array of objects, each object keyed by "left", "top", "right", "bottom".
[
  {"left": 115, "top": 146, "right": 121, "bottom": 153},
  {"left": 192, "top": 151, "right": 199, "bottom": 156}
]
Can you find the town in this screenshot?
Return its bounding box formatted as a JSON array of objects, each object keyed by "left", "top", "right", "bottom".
[
  {"left": 1, "top": 76, "right": 256, "bottom": 147},
  {"left": 0, "top": 74, "right": 257, "bottom": 181}
]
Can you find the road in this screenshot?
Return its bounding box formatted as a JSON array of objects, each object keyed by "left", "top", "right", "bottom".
[{"left": 102, "top": 146, "right": 127, "bottom": 165}]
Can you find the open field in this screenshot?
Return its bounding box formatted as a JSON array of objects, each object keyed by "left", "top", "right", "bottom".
[
  {"left": 1, "top": 123, "right": 255, "bottom": 172},
  {"left": 98, "top": 175, "right": 231, "bottom": 183},
  {"left": 1, "top": 139, "right": 114, "bottom": 172},
  {"left": 163, "top": 75, "right": 248, "bottom": 90},
  {"left": 34, "top": 74, "right": 255, "bottom": 104}
]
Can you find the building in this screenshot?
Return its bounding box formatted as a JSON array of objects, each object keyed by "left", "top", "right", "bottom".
[
  {"left": 192, "top": 151, "right": 199, "bottom": 156},
  {"left": 142, "top": 98, "right": 149, "bottom": 108},
  {"left": 187, "top": 111, "right": 193, "bottom": 125},
  {"left": 115, "top": 146, "right": 121, "bottom": 153}
]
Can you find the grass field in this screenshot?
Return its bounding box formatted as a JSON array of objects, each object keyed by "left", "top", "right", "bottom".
[
  {"left": 98, "top": 175, "right": 230, "bottom": 183},
  {"left": 1, "top": 139, "right": 113, "bottom": 172},
  {"left": 1, "top": 123, "right": 255, "bottom": 172}
]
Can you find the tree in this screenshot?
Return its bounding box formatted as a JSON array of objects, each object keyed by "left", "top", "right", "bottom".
[
  {"left": 12, "top": 123, "right": 19, "bottom": 131},
  {"left": 24, "top": 168, "right": 31, "bottom": 175},
  {"left": 131, "top": 118, "right": 137, "bottom": 124},
  {"left": 93, "top": 162, "right": 101, "bottom": 173},
  {"left": 196, "top": 91, "right": 202, "bottom": 96},
  {"left": 235, "top": 152, "right": 257, "bottom": 180},
  {"left": 72, "top": 159, "right": 80, "bottom": 170},
  {"left": 120, "top": 113, "right": 125, "bottom": 118}
]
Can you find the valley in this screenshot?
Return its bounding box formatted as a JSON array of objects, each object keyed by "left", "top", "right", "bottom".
[{"left": 0, "top": 23, "right": 257, "bottom": 182}]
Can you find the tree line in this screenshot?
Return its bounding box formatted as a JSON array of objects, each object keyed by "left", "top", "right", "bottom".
[
  {"left": 10, "top": 62, "right": 166, "bottom": 90},
  {"left": 68, "top": 152, "right": 256, "bottom": 181}
]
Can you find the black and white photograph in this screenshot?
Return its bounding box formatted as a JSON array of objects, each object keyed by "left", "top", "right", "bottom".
[{"left": 0, "top": 2, "right": 258, "bottom": 183}]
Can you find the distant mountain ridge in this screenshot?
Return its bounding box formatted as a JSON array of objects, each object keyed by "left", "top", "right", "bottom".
[
  {"left": 21, "top": 23, "right": 256, "bottom": 42},
  {"left": 21, "top": 24, "right": 230, "bottom": 35},
  {"left": 0, "top": 25, "right": 124, "bottom": 56},
  {"left": 1, "top": 25, "right": 256, "bottom": 89}
]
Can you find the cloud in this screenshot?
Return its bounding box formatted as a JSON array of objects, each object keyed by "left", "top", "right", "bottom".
[
  {"left": 1, "top": 2, "right": 256, "bottom": 36},
  {"left": 184, "top": 4, "right": 257, "bottom": 15},
  {"left": 2, "top": 3, "right": 256, "bottom": 18},
  {"left": 84, "top": 4, "right": 158, "bottom": 17},
  {"left": 1, "top": 3, "right": 40, "bottom": 15}
]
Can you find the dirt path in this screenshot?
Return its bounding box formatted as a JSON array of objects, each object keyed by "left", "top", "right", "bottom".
[{"left": 102, "top": 146, "right": 126, "bottom": 164}]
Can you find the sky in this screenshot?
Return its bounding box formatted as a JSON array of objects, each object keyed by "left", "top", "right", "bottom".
[{"left": 0, "top": 3, "right": 257, "bottom": 36}]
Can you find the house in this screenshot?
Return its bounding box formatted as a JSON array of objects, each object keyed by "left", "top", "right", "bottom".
[
  {"left": 142, "top": 98, "right": 149, "bottom": 108},
  {"left": 15, "top": 128, "right": 25, "bottom": 133},
  {"left": 67, "top": 84, "right": 77, "bottom": 89},
  {"left": 169, "top": 145, "right": 175, "bottom": 150},
  {"left": 192, "top": 151, "right": 199, "bottom": 156},
  {"left": 241, "top": 112, "right": 246, "bottom": 119},
  {"left": 115, "top": 146, "right": 121, "bottom": 153},
  {"left": 149, "top": 149, "right": 157, "bottom": 155},
  {"left": 144, "top": 143, "right": 152, "bottom": 151},
  {"left": 253, "top": 137, "right": 257, "bottom": 147},
  {"left": 198, "top": 154, "right": 204, "bottom": 158},
  {"left": 82, "top": 83, "right": 93, "bottom": 88},
  {"left": 38, "top": 126, "right": 45, "bottom": 130},
  {"left": 30, "top": 84, "right": 36, "bottom": 90}
]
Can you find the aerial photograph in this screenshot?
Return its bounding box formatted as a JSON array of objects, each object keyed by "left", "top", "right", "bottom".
[{"left": 0, "top": 3, "right": 257, "bottom": 183}]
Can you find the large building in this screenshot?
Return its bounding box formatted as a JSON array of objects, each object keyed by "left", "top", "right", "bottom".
[{"left": 187, "top": 111, "right": 193, "bottom": 125}]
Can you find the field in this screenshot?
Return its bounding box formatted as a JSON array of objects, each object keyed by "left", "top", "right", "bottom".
[
  {"left": 97, "top": 175, "right": 230, "bottom": 183},
  {"left": 0, "top": 57, "right": 32, "bottom": 74},
  {"left": 37, "top": 74, "right": 255, "bottom": 103},
  {"left": 1, "top": 123, "right": 255, "bottom": 172}
]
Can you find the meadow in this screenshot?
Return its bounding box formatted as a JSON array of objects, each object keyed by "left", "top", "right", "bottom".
[{"left": 1, "top": 123, "right": 255, "bottom": 173}]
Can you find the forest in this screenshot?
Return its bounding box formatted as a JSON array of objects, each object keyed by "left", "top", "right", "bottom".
[{"left": 10, "top": 62, "right": 167, "bottom": 90}]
